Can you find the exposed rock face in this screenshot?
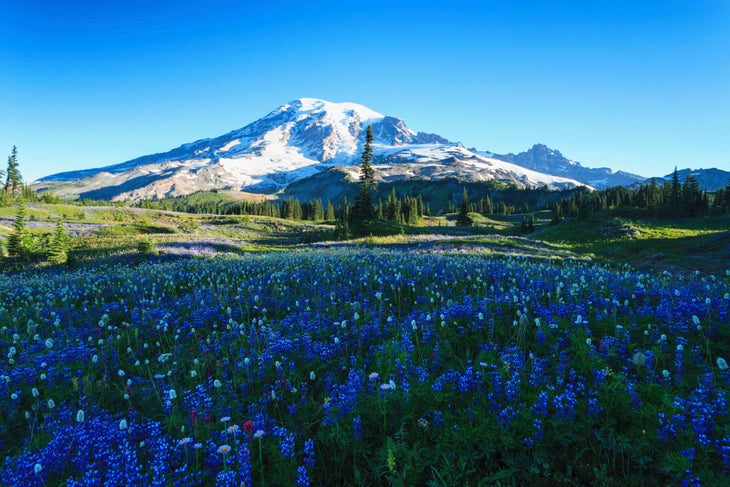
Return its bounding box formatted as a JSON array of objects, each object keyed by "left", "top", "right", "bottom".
[{"left": 494, "top": 144, "right": 646, "bottom": 189}]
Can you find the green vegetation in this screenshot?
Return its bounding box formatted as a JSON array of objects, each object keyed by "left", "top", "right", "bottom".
[
  {"left": 1, "top": 142, "right": 728, "bottom": 275},
  {"left": 351, "top": 125, "right": 377, "bottom": 234},
  {"left": 537, "top": 215, "right": 729, "bottom": 275}
]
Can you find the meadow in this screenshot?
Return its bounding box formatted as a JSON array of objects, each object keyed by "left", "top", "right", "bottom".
[{"left": 1, "top": 236, "right": 729, "bottom": 485}]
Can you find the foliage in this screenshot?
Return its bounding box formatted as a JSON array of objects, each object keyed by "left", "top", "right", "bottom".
[
  {"left": 553, "top": 172, "right": 712, "bottom": 221},
  {"left": 536, "top": 214, "right": 730, "bottom": 276},
  {"left": 6, "top": 198, "right": 31, "bottom": 257},
  {"left": 351, "top": 125, "right": 377, "bottom": 233},
  {"left": 4, "top": 145, "right": 23, "bottom": 194},
  {"left": 46, "top": 220, "right": 69, "bottom": 264},
  {"left": 137, "top": 191, "right": 336, "bottom": 223},
  {"left": 335, "top": 196, "right": 350, "bottom": 239},
  {"left": 325, "top": 200, "right": 336, "bottom": 221},
  {"left": 136, "top": 237, "right": 158, "bottom": 255},
  {"left": 711, "top": 180, "right": 730, "bottom": 215},
  {"left": 519, "top": 214, "right": 535, "bottom": 234},
  {"left": 378, "top": 188, "right": 425, "bottom": 225},
  {"left": 0, "top": 247, "right": 729, "bottom": 485},
  {"left": 457, "top": 188, "right": 473, "bottom": 226}
]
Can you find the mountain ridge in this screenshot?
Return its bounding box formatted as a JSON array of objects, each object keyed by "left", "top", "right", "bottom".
[
  {"left": 36, "top": 98, "right": 725, "bottom": 201},
  {"left": 488, "top": 143, "right": 647, "bottom": 189},
  {"left": 36, "top": 98, "right": 590, "bottom": 201}
]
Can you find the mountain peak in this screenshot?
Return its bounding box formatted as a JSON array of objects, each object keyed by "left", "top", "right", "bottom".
[
  {"left": 495, "top": 144, "right": 645, "bottom": 189},
  {"left": 523, "top": 143, "right": 566, "bottom": 160},
  {"left": 283, "top": 98, "right": 384, "bottom": 122},
  {"left": 36, "top": 99, "right": 589, "bottom": 200}
]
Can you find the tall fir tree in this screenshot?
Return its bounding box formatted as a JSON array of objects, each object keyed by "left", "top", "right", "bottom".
[
  {"left": 669, "top": 167, "right": 682, "bottom": 217},
  {"left": 335, "top": 197, "right": 350, "bottom": 239},
  {"left": 682, "top": 174, "right": 703, "bottom": 217},
  {"left": 385, "top": 188, "right": 399, "bottom": 222},
  {"left": 5, "top": 145, "right": 22, "bottom": 194},
  {"left": 325, "top": 200, "right": 335, "bottom": 221},
  {"left": 311, "top": 198, "right": 324, "bottom": 221},
  {"left": 351, "top": 125, "right": 376, "bottom": 231},
  {"left": 457, "top": 187, "right": 472, "bottom": 226}
]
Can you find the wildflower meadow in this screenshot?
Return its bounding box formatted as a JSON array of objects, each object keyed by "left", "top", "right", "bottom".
[{"left": 1, "top": 247, "right": 729, "bottom": 485}]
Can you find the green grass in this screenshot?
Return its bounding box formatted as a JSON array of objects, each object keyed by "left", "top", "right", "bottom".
[
  {"left": 535, "top": 214, "right": 730, "bottom": 275},
  {"left": 2, "top": 203, "right": 728, "bottom": 276}
]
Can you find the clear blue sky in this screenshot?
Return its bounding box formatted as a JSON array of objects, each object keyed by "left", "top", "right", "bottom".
[{"left": 1, "top": 0, "right": 728, "bottom": 182}]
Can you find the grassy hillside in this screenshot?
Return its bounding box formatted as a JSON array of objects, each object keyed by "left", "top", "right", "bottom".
[{"left": 535, "top": 214, "right": 730, "bottom": 276}]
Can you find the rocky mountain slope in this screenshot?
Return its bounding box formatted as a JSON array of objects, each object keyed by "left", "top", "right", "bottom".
[
  {"left": 488, "top": 144, "right": 646, "bottom": 190},
  {"left": 36, "top": 99, "right": 589, "bottom": 201}
]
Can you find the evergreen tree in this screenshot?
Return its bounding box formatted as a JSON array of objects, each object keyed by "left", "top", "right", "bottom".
[
  {"left": 385, "top": 188, "right": 399, "bottom": 222},
  {"left": 551, "top": 203, "right": 563, "bottom": 225},
  {"left": 482, "top": 195, "right": 494, "bottom": 215},
  {"left": 335, "top": 197, "right": 350, "bottom": 239},
  {"left": 520, "top": 214, "right": 535, "bottom": 233},
  {"left": 457, "top": 188, "right": 472, "bottom": 226},
  {"left": 682, "top": 174, "right": 703, "bottom": 217},
  {"left": 6, "top": 198, "right": 28, "bottom": 256},
  {"left": 47, "top": 220, "right": 69, "bottom": 264},
  {"left": 5, "top": 145, "right": 22, "bottom": 194},
  {"left": 311, "top": 198, "right": 324, "bottom": 221},
  {"left": 325, "top": 200, "right": 335, "bottom": 221},
  {"left": 668, "top": 167, "right": 682, "bottom": 217},
  {"left": 647, "top": 178, "right": 661, "bottom": 218},
  {"left": 351, "top": 126, "right": 376, "bottom": 231},
  {"left": 416, "top": 195, "right": 424, "bottom": 217}
]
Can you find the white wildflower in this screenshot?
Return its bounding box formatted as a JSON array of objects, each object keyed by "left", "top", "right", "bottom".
[
  {"left": 717, "top": 357, "right": 729, "bottom": 371},
  {"left": 632, "top": 351, "right": 647, "bottom": 367}
]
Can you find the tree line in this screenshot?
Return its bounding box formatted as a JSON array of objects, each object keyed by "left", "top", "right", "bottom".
[{"left": 550, "top": 169, "right": 726, "bottom": 222}]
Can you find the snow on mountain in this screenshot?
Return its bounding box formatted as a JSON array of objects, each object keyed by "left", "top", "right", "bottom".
[
  {"left": 36, "top": 99, "right": 589, "bottom": 201},
  {"left": 373, "top": 143, "right": 586, "bottom": 189},
  {"left": 491, "top": 144, "right": 647, "bottom": 189}
]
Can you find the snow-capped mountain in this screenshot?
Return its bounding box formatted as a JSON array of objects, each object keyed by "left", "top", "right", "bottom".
[
  {"left": 37, "top": 98, "right": 589, "bottom": 201},
  {"left": 489, "top": 144, "right": 646, "bottom": 190}
]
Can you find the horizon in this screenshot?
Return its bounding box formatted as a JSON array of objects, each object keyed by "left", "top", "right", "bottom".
[{"left": 2, "top": 0, "right": 728, "bottom": 182}]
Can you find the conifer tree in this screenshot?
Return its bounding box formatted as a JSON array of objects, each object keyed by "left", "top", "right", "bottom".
[
  {"left": 669, "top": 167, "right": 682, "bottom": 217},
  {"left": 325, "top": 200, "right": 335, "bottom": 221},
  {"left": 551, "top": 202, "right": 563, "bottom": 225},
  {"left": 311, "top": 198, "right": 324, "bottom": 221},
  {"left": 6, "top": 198, "right": 28, "bottom": 256},
  {"left": 351, "top": 126, "right": 376, "bottom": 231},
  {"left": 457, "top": 187, "right": 472, "bottom": 226},
  {"left": 386, "top": 188, "right": 399, "bottom": 222},
  {"left": 682, "top": 174, "right": 703, "bottom": 217},
  {"left": 335, "top": 197, "right": 350, "bottom": 239},
  {"left": 5, "top": 146, "right": 22, "bottom": 194},
  {"left": 47, "top": 220, "right": 69, "bottom": 264}
]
